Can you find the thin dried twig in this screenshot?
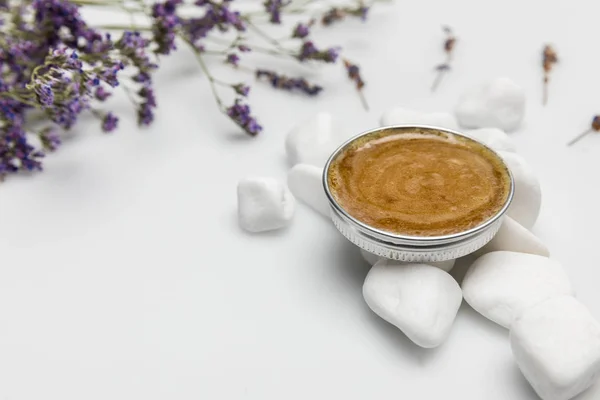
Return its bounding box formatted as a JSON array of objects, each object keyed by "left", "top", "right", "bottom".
[
  {"left": 567, "top": 115, "right": 600, "bottom": 146},
  {"left": 431, "top": 25, "right": 456, "bottom": 92},
  {"left": 542, "top": 45, "right": 558, "bottom": 106}
]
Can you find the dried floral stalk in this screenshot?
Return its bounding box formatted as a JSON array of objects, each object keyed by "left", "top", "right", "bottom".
[
  {"left": 567, "top": 115, "right": 600, "bottom": 146},
  {"left": 431, "top": 25, "right": 456, "bottom": 92},
  {"left": 343, "top": 59, "right": 368, "bottom": 110},
  {"left": 542, "top": 45, "right": 558, "bottom": 105}
]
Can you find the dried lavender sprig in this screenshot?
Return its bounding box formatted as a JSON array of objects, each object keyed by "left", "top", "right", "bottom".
[
  {"left": 431, "top": 25, "right": 456, "bottom": 92},
  {"left": 227, "top": 99, "right": 262, "bottom": 136},
  {"left": 343, "top": 59, "right": 368, "bottom": 110},
  {"left": 321, "top": 4, "right": 368, "bottom": 25},
  {"left": 255, "top": 69, "right": 323, "bottom": 95},
  {"left": 542, "top": 45, "right": 558, "bottom": 106},
  {"left": 567, "top": 116, "right": 600, "bottom": 147},
  {"left": 178, "top": 33, "right": 262, "bottom": 135}
]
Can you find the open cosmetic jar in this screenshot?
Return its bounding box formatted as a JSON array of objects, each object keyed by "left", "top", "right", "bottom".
[{"left": 323, "top": 125, "right": 515, "bottom": 262}]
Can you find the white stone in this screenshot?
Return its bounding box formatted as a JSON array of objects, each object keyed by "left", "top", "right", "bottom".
[
  {"left": 511, "top": 296, "right": 600, "bottom": 400},
  {"left": 285, "top": 112, "right": 339, "bottom": 168},
  {"left": 464, "top": 127, "right": 517, "bottom": 153},
  {"left": 463, "top": 251, "right": 573, "bottom": 328},
  {"left": 237, "top": 177, "right": 295, "bottom": 233},
  {"left": 359, "top": 249, "right": 455, "bottom": 272},
  {"left": 499, "top": 151, "right": 542, "bottom": 229},
  {"left": 478, "top": 216, "right": 549, "bottom": 257},
  {"left": 455, "top": 77, "right": 526, "bottom": 132},
  {"left": 380, "top": 107, "right": 459, "bottom": 130},
  {"left": 363, "top": 260, "right": 462, "bottom": 348},
  {"left": 287, "top": 164, "right": 330, "bottom": 217}
]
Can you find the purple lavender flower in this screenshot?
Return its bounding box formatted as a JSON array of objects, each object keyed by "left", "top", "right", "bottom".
[
  {"left": 238, "top": 44, "right": 251, "bottom": 52},
  {"left": 97, "top": 61, "right": 125, "bottom": 88},
  {"left": 138, "top": 103, "right": 155, "bottom": 126},
  {"left": 292, "top": 23, "right": 311, "bottom": 39},
  {"left": 132, "top": 72, "right": 151, "bottom": 84},
  {"left": 343, "top": 59, "right": 364, "bottom": 90},
  {"left": 256, "top": 70, "right": 323, "bottom": 95},
  {"left": 137, "top": 85, "right": 157, "bottom": 126},
  {"left": 115, "top": 31, "right": 156, "bottom": 76},
  {"left": 298, "top": 42, "right": 339, "bottom": 63},
  {"left": 0, "top": 123, "right": 44, "bottom": 177},
  {"left": 151, "top": 0, "right": 183, "bottom": 55},
  {"left": 39, "top": 127, "right": 61, "bottom": 151},
  {"left": 35, "top": 84, "right": 54, "bottom": 107},
  {"left": 94, "top": 86, "right": 112, "bottom": 101},
  {"left": 226, "top": 53, "right": 240, "bottom": 66},
  {"left": 102, "top": 113, "right": 119, "bottom": 133},
  {"left": 233, "top": 84, "right": 250, "bottom": 97},
  {"left": 139, "top": 86, "right": 157, "bottom": 108},
  {"left": 33, "top": 0, "right": 105, "bottom": 52},
  {"left": 226, "top": 100, "right": 262, "bottom": 136},
  {"left": 184, "top": 1, "right": 245, "bottom": 45},
  {"left": 264, "top": 0, "right": 289, "bottom": 24}
]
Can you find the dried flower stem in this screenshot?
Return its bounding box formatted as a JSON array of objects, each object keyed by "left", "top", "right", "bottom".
[
  {"left": 567, "top": 116, "right": 600, "bottom": 146},
  {"left": 430, "top": 59, "right": 448, "bottom": 92},
  {"left": 432, "top": 25, "right": 456, "bottom": 92},
  {"left": 179, "top": 34, "right": 225, "bottom": 111},
  {"left": 242, "top": 18, "right": 297, "bottom": 59},
  {"left": 542, "top": 45, "right": 558, "bottom": 106},
  {"left": 343, "top": 59, "right": 368, "bottom": 110}
]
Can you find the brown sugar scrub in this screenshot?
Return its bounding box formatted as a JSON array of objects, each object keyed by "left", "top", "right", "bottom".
[{"left": 327, "top": 127, "right": 511, "bottom": 237}]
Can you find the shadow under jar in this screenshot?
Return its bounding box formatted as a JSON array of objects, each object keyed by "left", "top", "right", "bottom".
[{"left": 323, "top": 125, "right": 515, "bottom": 262}]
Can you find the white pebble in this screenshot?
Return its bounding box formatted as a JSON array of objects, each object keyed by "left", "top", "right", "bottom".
[
  {"left": 498, "top": 151, "right": 542, "bottom": 229},
  {"left": 285, "top": 112, "right": 339, "bottom": 168},
  {"left": 380, "top": 107, "right": 459, "bottom": 130},
  {"left": 511, "top": 296, "right": 600, "bottom": 400},
  {"left": 455, "top": 77, "right": 526, "bottom": 132},
  {"left": 237, "top": 177, "right": 295, "bottom": 233},
  {"left": 478, "top": 216, "right": 549, "bottom": 257},
  {"left": 287, "top": 164, "right": 330, "bottom": 217},
  {"left": 360, "top": 249, "right": 455, "bottom": 272},
  {"left": 464, "top": 127, "right": 517, "bottom": 153},
  {"left": 463, "top": 251, "right": 573, "bottom": 328},
  {"left": 363, "top": 259, "right": 462, "bottom": 348}
]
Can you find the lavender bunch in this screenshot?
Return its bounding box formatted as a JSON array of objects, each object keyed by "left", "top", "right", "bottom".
[{"left": 0, "top": 0, "right": 383, "bottom": 180}]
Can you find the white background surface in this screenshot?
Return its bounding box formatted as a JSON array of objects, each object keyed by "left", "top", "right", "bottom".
[{"left": 1, "top": 0, "right": 599, "bottom": 399}]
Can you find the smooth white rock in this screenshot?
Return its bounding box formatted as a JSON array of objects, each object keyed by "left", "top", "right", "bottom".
[
  {"left": 464, "top": 127, "right": 517, "bottom": 153},
  {"left": 478, "top": 216, "right": 550, "bottom": 257},
  {"left": 455, "top": 77, "right": 526, "bottom": 132},
  {"left": 463, "top": 251, "right": 573, "bottom": 328},
  {"left": 380, "top": 107, "right": 459, "bottom": 130},
  {"left": 359, "top": 249, "right": 455, "bottom": 272},
  {"left": 287, "top": 164, "right": 330, "bottom": 217},
  {"left": 511, "top": 296, "right": 600, "bottom": 400},
  {"left": 498, "top": 151, "right": 542, "bottom": 229},
  {"left": 237, "top": 177, "right": 295, "bottom": 233},
  {"left": 363, "top": 260, "right": 462, "bottom": 348},
  {"left": 285, "top": 112, "right": 339, "bottom": 168}
]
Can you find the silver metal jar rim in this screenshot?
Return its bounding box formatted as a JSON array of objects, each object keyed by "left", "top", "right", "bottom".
[{"left": 322, "top": 125, "right": 515, "bottom": 261}]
